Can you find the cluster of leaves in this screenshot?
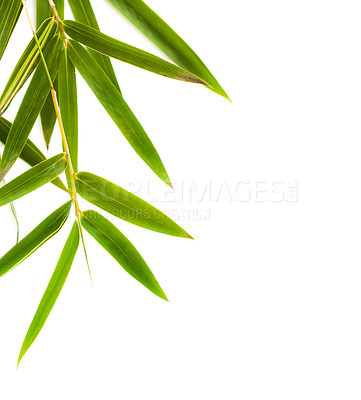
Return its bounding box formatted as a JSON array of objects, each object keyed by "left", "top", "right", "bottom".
[{"left": 0, "top": 0, "right": 228, "bottom": 365}]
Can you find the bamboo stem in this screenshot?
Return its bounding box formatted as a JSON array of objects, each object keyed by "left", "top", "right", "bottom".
[{"left": 21, "top": 0, "right": 79, "bottom": 215}]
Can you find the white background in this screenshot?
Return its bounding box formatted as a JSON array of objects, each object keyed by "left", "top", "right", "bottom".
[{"left": 1, "top": 0, "right": 361, "bottom": 399}]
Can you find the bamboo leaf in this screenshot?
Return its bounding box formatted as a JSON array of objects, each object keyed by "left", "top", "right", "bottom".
[
  {"left": 0, "top": 117, "right": 67, "bottom": 192},
  {"left": 18, "top": 220, "right": 79, "bottom": 366},
  {"left": 0, "top": 18, "right": 57, "bottom": 115},
  {"left": 105, "top": 0, "right": 229, "bottom": 99},
  {"left": 0, "top": 200, "right": 72, "bottom": 278},
  {"left": 75, "top": 172, "right": 192, "bottom": 239},
  {"left": 58, "top": 47, "right": 78, "bottom": 173},
  {"left": 67, "top": 0, "right": 121, "bottom": 91},
  {"left": 40, "top": 88, "right": 57, "bottom": 149},
  {"left": 81, "top": 210, "right": 167, "bottom": 300},
  {"left": 67, "top": 40, "right": 171, "bottom": 186},
  {"left": 36, "top": 1, "right": 64, "bottom": 149},
  {"left": 0, "top": 0, "right": 23, "bottom": 61},
  {"left": 0, "top": 153, "right": 67, "bottom": 208},
  {"left": 64, "top": 21, "right": 206, "bottom": 85},
  {"left": 0, "top": 36, "right": 62, "bottom": 182}
]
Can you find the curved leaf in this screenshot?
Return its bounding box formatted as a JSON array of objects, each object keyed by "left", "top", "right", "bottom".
[
  {"left": 105, "top": 0, "right": 229, "bottom": 99},
  {"left": 67, "top": 40, "right": 170, "bottom": 186},
  {"left": 0, "top": 117, "right": 67, "bottom": 192},
  {"left": 67, "top": 0, "right": 121, "bottom": 91},
  {"left": 64, "top": 20, "right": 206, "bottom": 85},
  {"left": 0, "top": 18, "right": 57, "bottom": 115},
  {"left": 18, "top": 221, "right": 79, "bottom": 365},
  {"left": 0, "top": 36, "right": 62, "bottom": 182},
  {"left": 58, "top": 47, "right": 78, "bottom": 173},
  {"left": 0, "top": 0, "right": 22, "bottom": 61},
  {"left": 75, "top": 171, "right": 192, "bottom": 239},
  {"left": 0, "top": 200, "right": 72, "bottom": 278},
  {"left": 0, "top": 153, "right": 67, "bottom": 207},
  {"left": 81, "top": 210, "right": 167, "bottom": 300}
]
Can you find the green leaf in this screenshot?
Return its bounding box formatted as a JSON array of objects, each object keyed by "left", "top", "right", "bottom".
[
  {"left": 58, "top": 47, "right": 78, "bottom": 173},
  {"left": 0, "top": 200, "right": 72, "bottom": 278},
  {"left": 0, "top": 117, "right": 67, "bottom": 192},
  {"left": 75, "top": 171, "right": 192, "bottom": 239},
  {"left": 0, "top": 18, "right": 57, "bottom": 115},
  {"left": 0, "top": 153, "right": 67, "bottom": 208},
  {"left": 64, "top": 20, "right": 206, "bottom": 85},
  {"left": 40, "top": 86, "right": 57, "bottom": 150},
  {"left": 106, "top": 0, "right": 229, "bottom": 99},
  {"left": 36, "top": 0, "right": 64, "bottom": 28},
  {"left": 18, "top": 220, "right": 79, "bottom": 366},
  {"left": 0, "top": 0, "right": 22, "bottom": 61},
  {"left": 67, "top": 40, "right": 171, "bottom": 186},
  {"left": 67, "top": 0, "right": 121, "bottom": 92},
  {"left": 0, "top": 36, "right": 62, "bottom": 182},
  {"left": 81, "top": 210, "right": 167, "bottom": 300}
]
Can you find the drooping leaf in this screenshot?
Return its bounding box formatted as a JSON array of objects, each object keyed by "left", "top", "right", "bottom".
[
  {"left": 18, "top": 221, "right": 79, "bottom": 365},
  {"left": 64, "top": 21, "right": 206, "bottom": 85},
  {"left": 40, "top": 86, "right": 58, "bottom": 149},
  {"left": 105, "top": 0, "right": 229, "bottom": 99},
  {"left": 75, "top": 172, "right": 192, "bottom": 239},
  {"left": 0, "top": 36, "right": 62, "bottom": 182},
  {"left": 36, "top": 1, "right": 64, "bottom": 148},
  {"left": 0, "top": 153, "right": 67, "bottom": 208},
  {"left": 67, "top": 40, "right": 171, "bottom": 186},
  {"left": 67, "top": 0, "right": 121, "bottom": 91},
  {"left": 0, "top": 200, "right": 72, "bottom": 278},
  {"left": 0, "top": 0, "right": 23, "bottom": 61},
  {"left": 81, "top": 210, "right": 167, "bottom": 300},
  {"left": 0, "top": 18, "right": 57, "bottom": 115},
  {"left": 58, "top": 46, "right": 78, "bottom": 173},
  {"left": 0, "top": 117, "right": 67, "bottom": 192}
]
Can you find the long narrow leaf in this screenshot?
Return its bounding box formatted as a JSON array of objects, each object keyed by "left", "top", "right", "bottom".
[
  {"left": 0, "top": 117, "right": 67, "bottom": 192},
  {"left": 0, "top": 0, "right": 22, "bottom": 61},
  {"left": 0, "top": 36, "right": 62, "bottom": 182},
  {"left": 58, "top": 47, "right": 78, "bottom": 173},
  {"left": 81, "top": 210, "right": 167, "bottom": 300},
  {"left": 75, "top": 172, "right": 192, "bottom": 239},
  {"left": 67, "top": 0, "right": 121, "bottom": 91},
  {"left": 64, "top": 21, "right": 206, "bottom": 85},
  {"left": 18, "top": 220, "right": 79, "bottom": 365},
  {"left": 0, "top": 153, "right": 67, "bottom": 207},
  {"left": 0, "top": 200, "right": 72, "bottom": 278},
  {"left": 0, "top": 18, "right": 57, "bottom": 115},
  {"left": 67, "top": 40, "right": 170, "bottom": 186},
  {"left": 40, "top": 87, "right": 57, "bottom": 149},
  {"left": 106, "top": 0, "right": 229, "bottom": 99}
]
